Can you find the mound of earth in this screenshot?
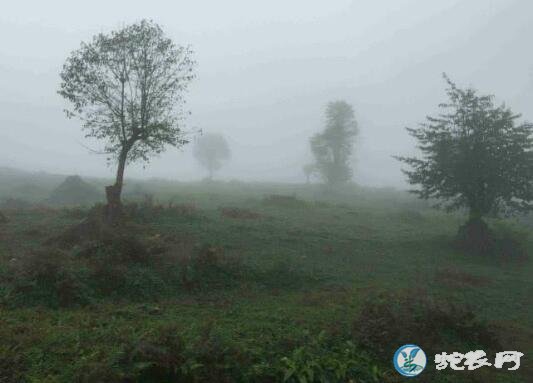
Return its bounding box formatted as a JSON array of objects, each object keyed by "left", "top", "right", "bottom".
[{"left": 46, "top": 175, "right": 103, "bottom": 207}]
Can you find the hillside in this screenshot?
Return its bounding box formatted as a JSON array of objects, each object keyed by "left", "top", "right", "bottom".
[{"left": 0, "top": 183, "right": 530, "bottom": 382}]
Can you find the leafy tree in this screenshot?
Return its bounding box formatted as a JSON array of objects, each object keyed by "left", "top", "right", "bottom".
[
  {"left": 310, "top": 101, "right": 358, "bottom": 185},
  {"left": 396, "top": 74, "right": 533, "bottom": 227},
  {"left": 59, "top": 20, "right": 195, "bottom": 222},
  {"left": 193, "top": 133, "right": 231, "bottom": 179}
]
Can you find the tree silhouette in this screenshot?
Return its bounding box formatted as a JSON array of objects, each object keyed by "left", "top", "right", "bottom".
[{"left": 310, "top": 101, "right": 358, "bottom": 186}]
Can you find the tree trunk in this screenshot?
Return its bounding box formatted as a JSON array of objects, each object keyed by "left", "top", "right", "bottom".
[{"left": 105, "top": 149, "right": 128, "bottom": 224}]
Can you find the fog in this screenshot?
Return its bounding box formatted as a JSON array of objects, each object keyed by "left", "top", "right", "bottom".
[{"left": 1, "top": 0, "right": 532, "bottom": 187}]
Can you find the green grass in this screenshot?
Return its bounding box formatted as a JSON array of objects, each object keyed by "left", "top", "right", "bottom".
[{"left": 0, "top": 182, "right": 531, "bottom": 382}]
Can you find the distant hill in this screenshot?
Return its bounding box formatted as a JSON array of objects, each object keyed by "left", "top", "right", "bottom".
[
  {"left": 46, "top": 175, "right": 103, "bottom": 207},
  {"left": 0, "top": 167, "right": 64, "bottom": 201}
]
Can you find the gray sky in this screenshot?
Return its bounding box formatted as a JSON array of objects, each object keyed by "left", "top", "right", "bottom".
[{"left": 1, "top": 0, "right": 532, "bottom": 186}]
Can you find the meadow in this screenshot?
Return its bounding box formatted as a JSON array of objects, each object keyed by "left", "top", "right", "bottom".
[{"left": 0, "top": 179, "right": 531, "bottom": 382}]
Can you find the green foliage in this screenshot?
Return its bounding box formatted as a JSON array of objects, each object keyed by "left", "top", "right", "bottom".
[
  {"left": 353, "top": 291, "right": 501, "bottom": 358},
  {"left": 310, "top": 101, "right": 358, "bottom": 186},
  {"left": 397, "top": 74, "right": 533, "bottom": 219},
  {"left": 58, "top": 20, "right": 196, "bottom": 164},
  {"left": 280, "top": 331, "right": 384, "bottom": 383}
]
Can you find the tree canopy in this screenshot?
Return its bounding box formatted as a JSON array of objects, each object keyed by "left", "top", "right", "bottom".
[
  {"left": 310, "top": 101, "right": 358, "bottom": 186},
  {"left": 193, "top": 133, "right": 231, "bottom": 179},
  {"left": 396, "top": 75, "right": 533, "bottom": 219}
]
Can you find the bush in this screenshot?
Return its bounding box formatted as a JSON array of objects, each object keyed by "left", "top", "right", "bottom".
[
  {"left": 3, "top": 249, "right": 92, "bottom": 307},
  {"left": 279, "top": 331, "right": 384, "bottom": 383},
  {"left": 178, "top": 245, "right": 244, "bottom": 291},
  {"left": 352, "top": 291, "right": 500, "bottom": 359},
  {"left": 491, "top": 222, "right": 529, "bottom": 261},
  {"left": 121, "top": 325, "right": 189, "bottom": 382}
]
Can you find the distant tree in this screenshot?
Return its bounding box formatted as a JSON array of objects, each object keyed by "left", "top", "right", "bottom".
[
  {"left": 396, "top": 74, "right": 533, "bottom": 237},
  {"left": 0, "top": 210, "right": 7, "bottom": 224},
  {"left": 310, "top": 101, "right": 358, "bottom": 186},
  {"left": 58, "top": 20, "right": 195, "bottom": 223},
  {"left": 302, "top": 163, "right": 316, "bottom": 184},
  {"left": 193, "top": 133, "right": 231, "bottom": 179}
]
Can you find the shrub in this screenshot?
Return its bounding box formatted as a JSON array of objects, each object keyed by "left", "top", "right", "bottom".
[
  {"left": 3, "top": 249, "right": 92, "bottom": 307},
  {"left": 491, "top": 222, "right": 529, "bottom": 261},
  {"left": 352, "top": 291, "right": 500, "bottom": 358},
  {"left": 121, "top": 325, "right": 189, "bottom": 382},
  {"left": 279, "top": 331, "right": 384, "bottom": 383},
  {"left": 178, "top": 245, "right": 244, "bottom": 291}
]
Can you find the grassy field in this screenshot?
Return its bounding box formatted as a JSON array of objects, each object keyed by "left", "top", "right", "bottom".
[{"left": 0, "top": 181, "right": 531, "bottom": 382}]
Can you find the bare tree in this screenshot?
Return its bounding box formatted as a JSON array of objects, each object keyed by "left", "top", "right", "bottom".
[{"left": 59, "top": 20, "right": 195, "bottom": 222}]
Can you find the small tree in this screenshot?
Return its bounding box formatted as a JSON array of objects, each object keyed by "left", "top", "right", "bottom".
[
  {"left": 193, "top": 133, "right": 231, "bottom": 180},
  {"left": 310, "top": 101, "right": 358, "bottom": 185},
  {"left": 396, "top": 74, "right": 533, "bottom": 239},
  {"left": 59, "top": 20, "right": 195, "bottom": 222}
]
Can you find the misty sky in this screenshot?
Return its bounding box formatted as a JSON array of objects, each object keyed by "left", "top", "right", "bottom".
[{"left": 1, "top": 0, "right": 532, "bottom": 186}]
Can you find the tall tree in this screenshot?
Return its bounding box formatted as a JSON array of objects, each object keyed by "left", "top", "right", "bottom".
[
  {"left": 396, "top": 74, "right": 533, "bottom": 230},
  {"left": 59, "top": 20, "right": 195, "bottom": 222},
  {"left": 310, "top": 101, "right": 358, "bottom": 186},
  {"left": 193, "top": 133, "right": 231, "bottom": 180}
]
